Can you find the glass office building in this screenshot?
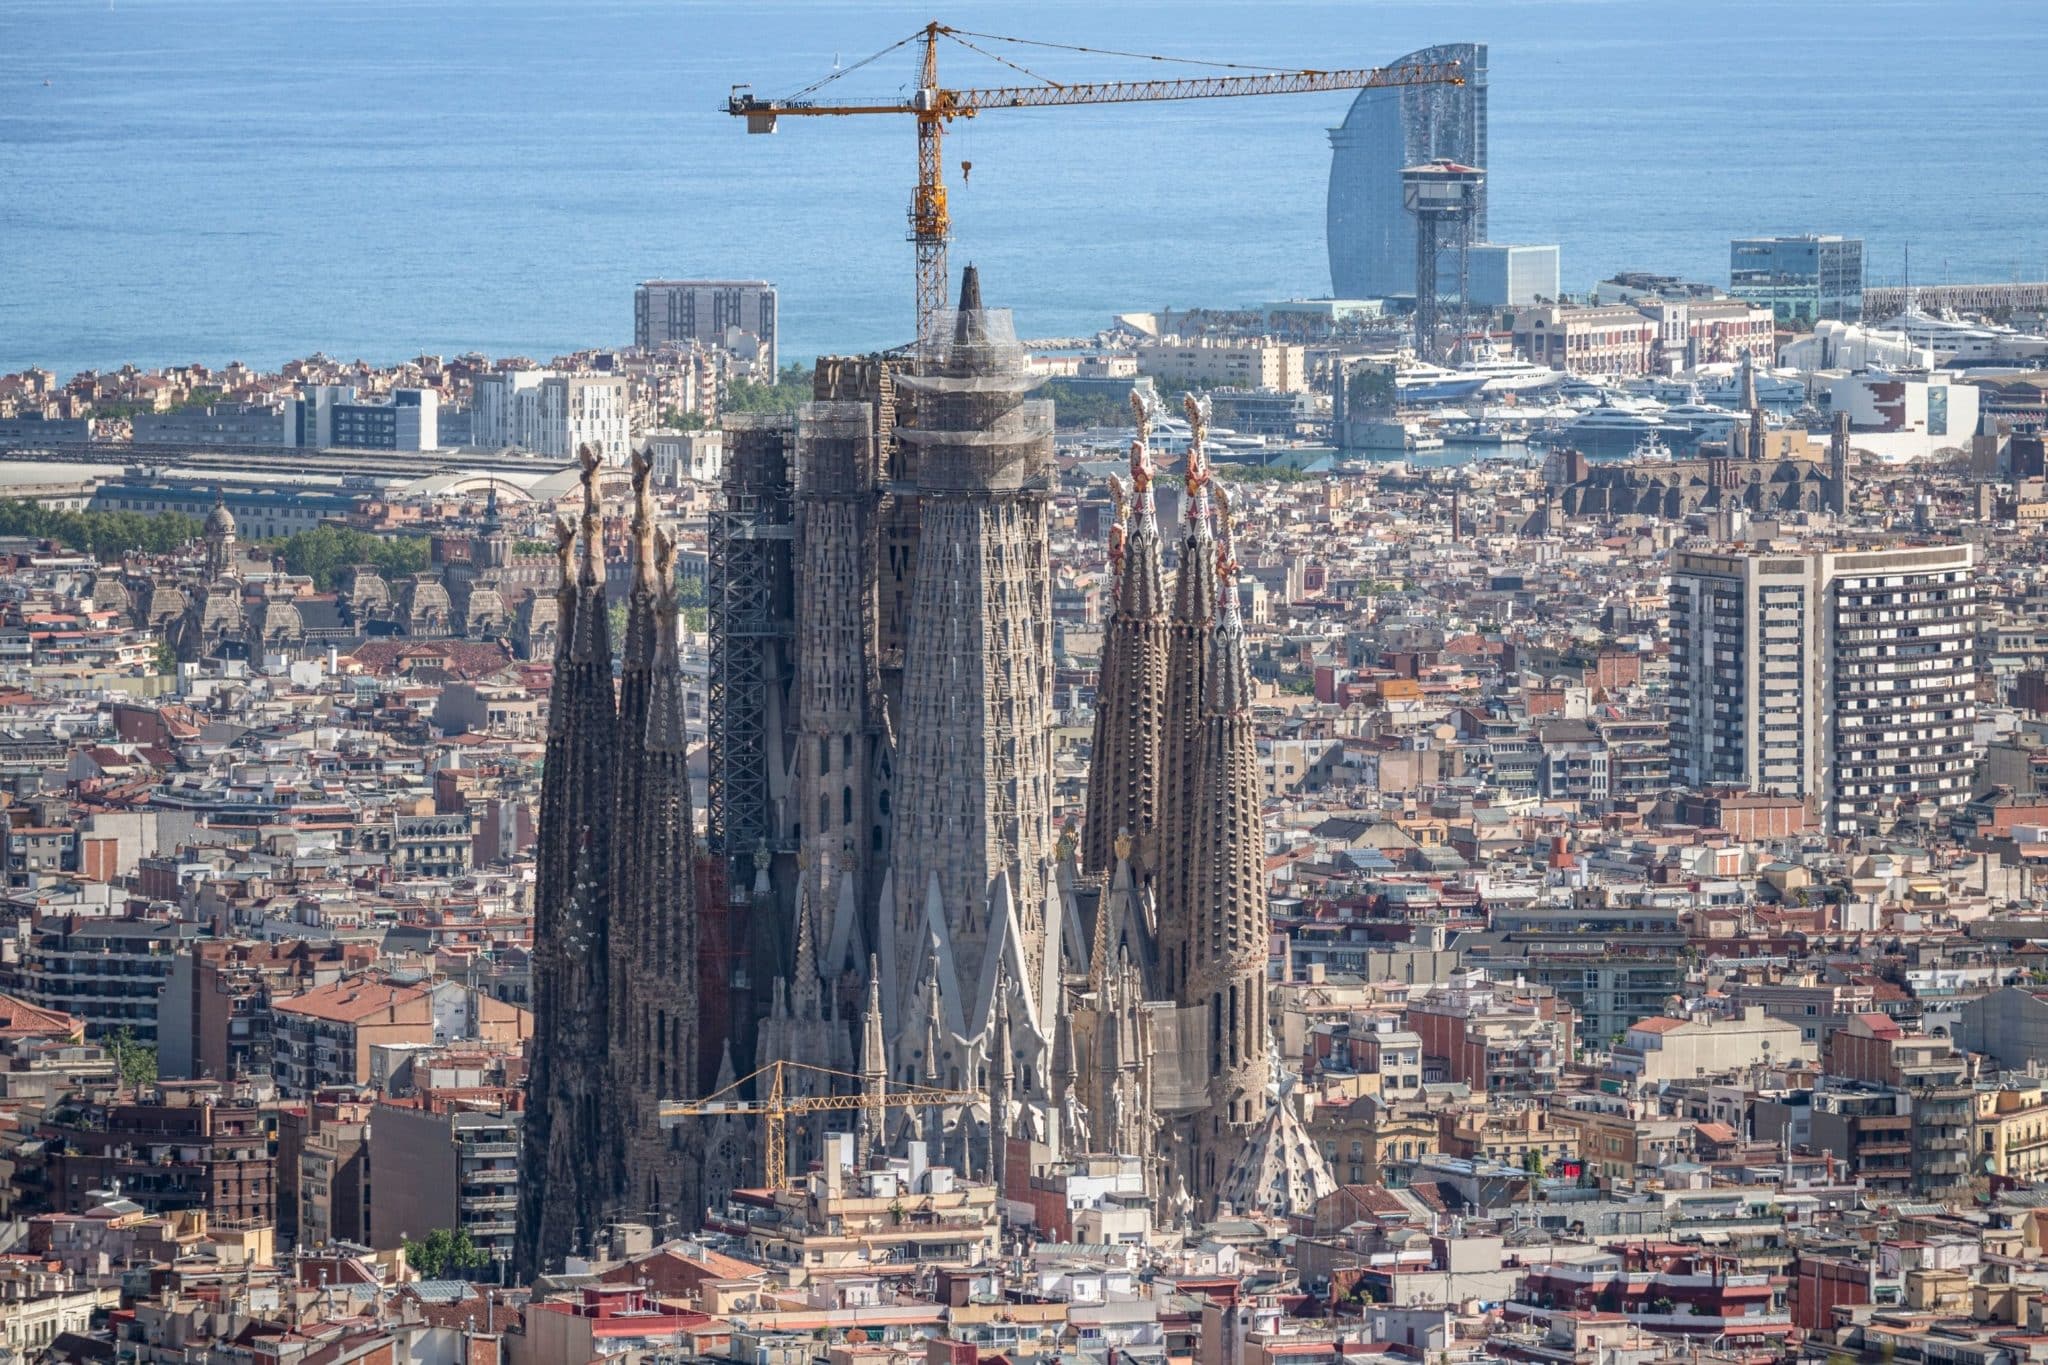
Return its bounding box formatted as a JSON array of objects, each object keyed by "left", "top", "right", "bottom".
[
  {"left": 1730, "top": 235, "right": 1865, "bottom": 323},
  {"left": 1326, "top": 43, "right": 1488, "bottom": 300}
]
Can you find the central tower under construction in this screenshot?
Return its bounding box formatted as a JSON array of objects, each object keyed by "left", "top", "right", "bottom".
[{"left": 880, "top": 267, "right": 1060, "bottom": 1055}]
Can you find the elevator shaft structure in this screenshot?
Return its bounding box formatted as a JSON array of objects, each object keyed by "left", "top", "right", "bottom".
[{"left": 1402, "top": 159, "right": 1485, "bottom": 362}]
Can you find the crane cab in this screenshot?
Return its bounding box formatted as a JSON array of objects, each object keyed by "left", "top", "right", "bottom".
[{"left": 728, "top": 86, "right": 778, "bottom": 133}]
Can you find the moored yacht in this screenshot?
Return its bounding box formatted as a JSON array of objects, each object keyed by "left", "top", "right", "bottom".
[
  {"left": 1448, "top": 339, "right": 1564, "bottom": 395},
  {"left": 1560, "top": 401, "right": 1698, "bottom": 457},
  {"left": 1879, "top": 305, "right": 2048, "bottom": 366}
]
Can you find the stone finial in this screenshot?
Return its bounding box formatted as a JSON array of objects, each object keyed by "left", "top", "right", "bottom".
[
  {"left": 1213, "top": 480, "right": 1238, "bottom": 581},
  {"left": 552, "top": 518, "right": 576, "bottom": 597},
  {"left": 630, "top": 445, "right": 658, "bottom": 592},
  {"left": 654, "top": 529, "right": 679, "bottom": 649},
  {"left": 1106, "top": 472, "right": 1129, "bottom": 571},
  {"left": 1183, "top": 393, "right": 1210, "bottom": 493},
  {"left": 577, "top": 444, "right": 604, "bottom": 585}
]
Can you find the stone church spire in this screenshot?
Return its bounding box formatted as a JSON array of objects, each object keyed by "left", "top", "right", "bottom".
[
  {"left": 860, "top": 957, "right": 887, "bottom": 1157},
  {"left": 1083, "top": 390, "right": 1169, "bottom": 882},
  {"left": 609, "top": 463, "right": 703, "bottom": 1227},
  {"left": 1177, "top": 482, "right": 1273, "bottom": 1198},
  {"left": 989, "top": 982, "right": 1014, "bottom": 1205},
  {"left": 517, "top": 445, "right": 618, "bottom": 1279},
  {"left": 1155, "top": 394, "right": 1219, "bottom": 1000}
]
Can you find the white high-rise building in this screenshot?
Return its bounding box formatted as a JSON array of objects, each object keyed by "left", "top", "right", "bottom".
[
  {"left": 1669, "top": 543, "right": 1977, "bottom": 833},
  {"left": 472, "top": 372, "right": 630, "bottom": 461},
  {"left": 635, "top": 279, "right": 778, "bottom": 371}
]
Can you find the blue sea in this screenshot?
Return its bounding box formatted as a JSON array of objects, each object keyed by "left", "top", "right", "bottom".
[{"left": 2, "top": 0, "right": 2043, "bottom": 377}]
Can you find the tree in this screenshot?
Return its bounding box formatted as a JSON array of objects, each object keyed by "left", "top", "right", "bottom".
[
  {"left": 721, "top": 363, "right": 812, "bottom": 417},
  {"left": 1038, "top": 380, "right": 1137, "bottom": 430},
  {"left": 106, "top": 1027, "right": 157, "bottom": 1089},
  {"left": 674, "top": 571, "right": 709, "bottom": 633},
  {"left": 152, "top": 640, "right": 178, "bottom": 677},
  {"left": 403, "top": 1226, "right": 491, "bottom": 1279},
  {"left": 0, "top": 499, "right": 433, "bottom": 592},
  {"left": 275, "top": 524, "right": 429, "bottom": 591},
  {"left": 0, "top": 498, "right": 200, "bottom": 556}
]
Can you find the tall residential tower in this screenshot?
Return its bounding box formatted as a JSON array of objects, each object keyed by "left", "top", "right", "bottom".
[{"left": 1668, "top": 542, "right": 1977, "bottom": 834}]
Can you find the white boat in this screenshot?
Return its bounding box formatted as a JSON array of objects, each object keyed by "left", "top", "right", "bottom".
[
  {"left": 1449, "top": 339, "right": 1564, "bottom": 396},
  {"left": 1696, "top": 365, "right": 1806, "bottom": 408},
  {"left": 1555, "top": 374, "right": 1623, "bottom": 405},
  {"left": 1625, "top": 375, "right": 1697, "bottom": 404},
  {"left": 1659, "top": 386, "right": 1741, "bottom": 443},
  {"left": 1878, "top": 306, "right": 2048, "bottom": 366},
  {"left": 1394, "top": 359, "right": 1488, "bottom": 404},
  {"left": 1560, "top": 402, "right": 1697, "bottom": 457}
]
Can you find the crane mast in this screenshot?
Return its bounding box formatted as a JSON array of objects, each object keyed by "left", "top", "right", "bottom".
[{"left": 728, "top": 22, "right": 1464, "bottom": 351}]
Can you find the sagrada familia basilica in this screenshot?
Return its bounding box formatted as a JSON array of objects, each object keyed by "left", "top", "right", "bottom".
[{"left": 518, "top": 271, "right": 1326, "bottom": 1275}]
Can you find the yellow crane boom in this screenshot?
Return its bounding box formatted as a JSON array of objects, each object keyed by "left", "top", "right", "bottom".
[
  {"left": 727, "top": 22, "right": 1464, "bottom": 350},
  {"left": 660, "top": 1058, "right": 984, "bottom": 1192}
]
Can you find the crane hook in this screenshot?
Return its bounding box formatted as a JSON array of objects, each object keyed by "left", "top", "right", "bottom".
[{"left": 960, "top": 159, "right": 972, "bottom": 184}]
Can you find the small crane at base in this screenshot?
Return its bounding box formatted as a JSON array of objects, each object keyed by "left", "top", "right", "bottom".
[{"left": 659, "top": 1058, "right": 985, "bottom": 1193}]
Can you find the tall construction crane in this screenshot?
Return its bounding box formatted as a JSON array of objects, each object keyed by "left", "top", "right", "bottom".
[
  {"left": 659, "top": 1059, "right": 984, "bottom": 1192},
  {"left": 728, "top": 23, "right": 1464, "bottom": 351}
]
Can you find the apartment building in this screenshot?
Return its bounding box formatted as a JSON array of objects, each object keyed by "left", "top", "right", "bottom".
[
  {"left": 299, "top": 1100, "right": 373, "bottom": 1249},
  {"left": 471, "top": 371, "right": 630, "bottom": 461},
  {"left": 634, "top": 279, "right": 778, "bottom": 370},
  {"left": 41, "top": 1082, "right": 274, "bottom": 1225},
  {"left": 1724, "top": 973, "right": 1879, "bottom": 1050},
  {"left": 1975, "top": 1083, "right": 2048, "bottom": 1182},
  {"left": 1134, "top": 341, "right": 1308, "bottom": 393},
  {"left": 268, "top": 976, "right": 529, "bottom": 1094},
  {"left": 158, "top": 939, "right": 379, "bottom": 1083},
  {"left": 11, "top": 916, "right": 203, "bottom": 1043},
  {"left": 1668, "top": 543, "right": 1977, "bottom": 833},
  {"left": 1406, "top": 975, "right": 1573, "bottom": 1094},
  {"left": 368, "top": 1101, "right": 521, "bottom": 1266},
  {"left": 1824, "top": 1014, "right": 1974, "bottom": 1199},
  {"left": 1609, "top": 1006, "right": 1814, "bottom": 1084}
]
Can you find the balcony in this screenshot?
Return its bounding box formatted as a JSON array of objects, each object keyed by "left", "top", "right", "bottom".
[
  {"left": 461, "top": 1165, "right": 520, "bottom": 1186},
  {"left": 458, "top": 1141, "right": 519, "bottom": 1158}
]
